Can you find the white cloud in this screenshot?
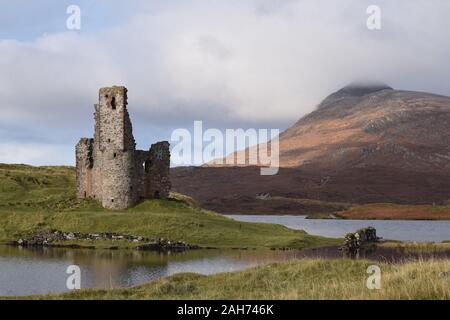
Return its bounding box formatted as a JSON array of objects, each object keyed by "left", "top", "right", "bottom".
[{"left": 1, "top": 0, "right": 450, "bottom": 165}]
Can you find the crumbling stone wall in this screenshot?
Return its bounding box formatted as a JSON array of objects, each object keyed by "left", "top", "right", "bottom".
[
  {"left": 145, "top": 141, "right": 171, "bottom": 198},
  {"left": 76, "top": 86, "right": 171, "bottom": 210},
  {"left": 341, "top": 227, "right": 379, "bottom": 257},
  {"left": 75, "top": 138, "right": 94, "bottom": 198},
  {"left": 134, "top": 150, "right": 151, "bottom": 201}
]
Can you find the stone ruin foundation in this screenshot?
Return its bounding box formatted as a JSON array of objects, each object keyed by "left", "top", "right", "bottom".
[
  {"left": 76, "top": 86, "right": 171, "bottom": 210},
  {"left": 340, "top": 227, "right": 380, "bottom": 258}
]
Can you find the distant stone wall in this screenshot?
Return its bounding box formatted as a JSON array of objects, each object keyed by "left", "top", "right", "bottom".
[{"left": 75, "top": 86, "right": 171, "bottom": 210}]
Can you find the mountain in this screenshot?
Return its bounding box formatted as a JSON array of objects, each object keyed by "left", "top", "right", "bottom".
[{"left": 171, "top": 83, "right": 450, "bottom": 215}]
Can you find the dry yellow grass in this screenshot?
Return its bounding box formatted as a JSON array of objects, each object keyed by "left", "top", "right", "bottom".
[
  {"left": 25, "top": 258, "right": 450, "bottom": 300},
  {"left": 380, "top": 241, "right": 450, "bottom": 253}
]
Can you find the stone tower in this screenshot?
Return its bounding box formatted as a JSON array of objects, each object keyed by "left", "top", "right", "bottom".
[{"left": 76, "top": 86, "right": 171, "bottom": 210}]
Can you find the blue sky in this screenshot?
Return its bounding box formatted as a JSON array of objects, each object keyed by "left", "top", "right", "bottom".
[
  {"left": 1, "top": 0, "right": 450, "bottom": 165},
  {"left": 0, "top": 1, "right": 161, "bottom": 40}
]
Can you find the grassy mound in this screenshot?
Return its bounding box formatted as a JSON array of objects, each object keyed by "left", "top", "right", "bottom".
[{"left": 0, "top": 164, "right": 337, "bottom": 249}]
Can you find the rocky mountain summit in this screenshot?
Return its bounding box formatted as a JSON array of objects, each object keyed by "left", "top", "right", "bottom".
[
  {"left": 172, "top": 83, "right": 450, "bottom": 215},
  {"left": 317, "top": 82, "right": 394, "bottom": 109},
  {"left": 279, "top": 82, "right": 450, "bottom": 170}
]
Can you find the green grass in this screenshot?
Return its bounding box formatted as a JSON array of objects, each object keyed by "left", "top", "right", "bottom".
[
  {"left": 0, "top": 164, "right": 77, "bottom": 210},
  {"left": 22, "top": 259, "right": 450, "bottom": 300},
  {"left": 0, "top": 164, "right": 337, "bottom": 249}
]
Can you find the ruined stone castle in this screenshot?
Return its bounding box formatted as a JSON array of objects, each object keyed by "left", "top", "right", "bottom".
[{"left": 76, "top": 86, "right": 171, "bottom": 210}]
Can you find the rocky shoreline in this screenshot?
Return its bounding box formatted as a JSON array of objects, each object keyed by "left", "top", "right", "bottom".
[{"left": 12, "top": 230, "right": 200, "bottom": 251}]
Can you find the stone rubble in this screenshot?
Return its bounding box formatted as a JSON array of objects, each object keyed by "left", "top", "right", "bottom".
[
  {"left": 14, "top": 230, "right": 198, "bottom": 251},
  {"left": 340, "top": 226, "right": 380, "bottom": 256}
]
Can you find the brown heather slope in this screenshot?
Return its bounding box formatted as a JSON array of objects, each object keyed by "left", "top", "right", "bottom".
[
  {"left": 171, "top": 83, "right": 450, "bottom": 217},
  {"left": 335, "top": 203, "right": 450, "bottom": 220}
]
